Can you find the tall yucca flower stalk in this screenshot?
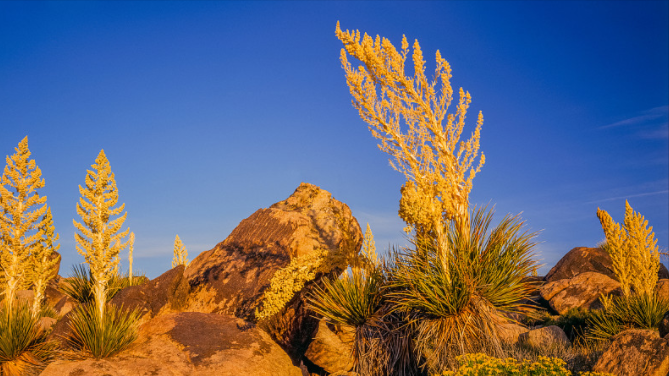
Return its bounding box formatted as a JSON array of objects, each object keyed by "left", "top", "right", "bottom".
[
  {"left": 0, "top": 137, "right": 47, "bottom": 309},
  {"left": 26, "top": 207, "right": 60, "bottom": 318},
  {"left": 73, "top": 149, "right": 129, "bottom": 320},
  {"left": 335, "top": 22, "right": 485, "bottom": 282},
  {"left": 128, "top": 232, "right": 134, "bottom": 285},
  {"left": 597, "top": 200, "right": 660, "bottom": 297},
  {"left": 172, "top": 234, "right": 188, "bottom": 268}
]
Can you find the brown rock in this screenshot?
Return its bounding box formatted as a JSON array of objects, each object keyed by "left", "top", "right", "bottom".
[
  {"left": 593, "top": 329, "right": 669, "bottom": 376},
  {"left": 183, "top": 183, "right": 362, "bottom": 360},
  {"left": 44, "top": 279, "right": 67, "bottom": 309},
  {"left": 540, "top": 272, "right": 621, "bottom": 315},
  {"left": 15, "top": 289, "right": 34, "bottom": 304},
  {"left": 518, "top": 325, "right": 571, "bottom": 350},
  {"left": 546, "top": 247, "right": 669, "bottom": 282},
  {"left": 304, "top": 320, "right": 354, "bottom": 373},
  {"left": 660, "top": 311, "right": 669, "bottom": 338},
  {"left": 46, "top": 310, "right": 74, "bottom": 348},
  {"left": 53, "top": 294, "right": 77, "bottom": 317},
  {"left": 38, "top": 316, "right": 57, "bottom": 332},
  {"left": 40, "top": 312, "right": 303, "bottom": 376},
  {"left": 497, "top": 322, "right": 529, "bottom": 345},
  {"left": 656, "top": 279, "right": 669, "bottom": 302},
  {"left": 110, "top": 264, "right": 190, "bottom": 319},
  {"left": 545, "top": 247, "right": 616, "bottom": 282}
]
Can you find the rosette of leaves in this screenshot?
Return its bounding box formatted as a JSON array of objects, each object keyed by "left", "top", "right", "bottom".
[{"left": 388, "top": 207, "right": 537, "bottom": 373}]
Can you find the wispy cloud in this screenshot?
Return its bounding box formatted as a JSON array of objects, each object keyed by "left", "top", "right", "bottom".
[
  {"left": 599, "top": 105, "right": 668, "bottom": 130},
  {"left": 637, "top": 122, "right": 669, "bottom": 140},
  {"left": 586, "top": 189, "right": 669, "bottom": 205}
]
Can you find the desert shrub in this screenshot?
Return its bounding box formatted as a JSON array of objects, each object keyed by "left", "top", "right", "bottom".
[
  {"left": 66, "top": 302, "right": 140, "bottom": 359},
  {"left": 388, "top": 207, "right": 537, "bottom": 373},
  {"left": 0, "top": 301, "right": 55, "bottom": 376},
  {"left": 438, "top": 353, "right": 614, "bottom": 376},
  {"left": 309, "top": 263, "right": 418, "bottom": 376},
  {"left": 544, "top": 309, "right": 595, "bottom": 344},
  {"left": 504, "top": 337, "right": 608, "bottom": 374},
  {"left": 587, "top": 292, "right": 669, "bottom": 341}
]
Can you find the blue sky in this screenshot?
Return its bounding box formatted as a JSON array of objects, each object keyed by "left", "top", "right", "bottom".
[{"left": 1, "top": 1, "right": 667, "bottom": 279}]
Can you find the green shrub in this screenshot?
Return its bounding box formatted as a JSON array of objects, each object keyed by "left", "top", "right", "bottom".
[
  {"left": 0, "top": 301, "right": 55, "bottom": 376},
  {"left": 389, "top": 207, "right": 537, "bottom": 373},
  {"left": 545, "top": 309, "right": 594, "bottom": 344},
  {"left": 66, "top": 302, "right": 140, "bottom": 358},
  {"left": 439, "top": 353, "right": 615, "bottom": 376},
  {"left": 588, "top": 292, "right": 669, "bottom": 341}
]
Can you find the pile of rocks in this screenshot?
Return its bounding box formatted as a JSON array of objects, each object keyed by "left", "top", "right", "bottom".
[{"left": 31, "top": 184, "right": 669, "bottom": 376}]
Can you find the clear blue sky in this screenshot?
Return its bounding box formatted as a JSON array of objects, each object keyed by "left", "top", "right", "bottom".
[{"left": 1, "top": 1, "right": 667, "bottom": 279}]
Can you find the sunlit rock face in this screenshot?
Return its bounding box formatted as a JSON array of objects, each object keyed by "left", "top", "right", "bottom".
[
  {"left": 545, "top": 246, "right": 669, "bottom": 282},
  {"left": 183, "top": 182, "right": 362, "bottom": 361},
  {"left": 545, "top": 247, "right": 617, "bottom": 282},
  {"left": 593, "top": 329, "right": 669, "bottom": 376},
  {"left": 110, "top": 264, "right": 190, "bottom": 320},
  {"left": 304, "top": 319, "right": 355, "bottom": 374},
  {"left": 540, "top": 272, "right": 622, "bottom": 315},
  {"left": 40, "top": 312, "right": 304, "bottom": 376}
]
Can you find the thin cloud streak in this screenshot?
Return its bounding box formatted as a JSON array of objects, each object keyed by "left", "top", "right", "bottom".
[
  {"left": 586, "top": 189, "right": 669, "bottom": 205},
  {"left": 599, "top": 105, "right": 668, "bottom": 130}
]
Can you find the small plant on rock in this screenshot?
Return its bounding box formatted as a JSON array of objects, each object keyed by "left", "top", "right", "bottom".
[{"left": 172, "top": 234, "right": 188, "bottom": 268}]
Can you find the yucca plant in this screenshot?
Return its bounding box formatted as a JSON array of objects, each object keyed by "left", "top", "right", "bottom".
[
  {"left": 309, "top": 224, "right": 419, "bottom": 376},
  {"left": 588, "top": 292, "right": 669, "bottom": 341},
  {"left": 309, "top": 264, "right": 397, "bottom": 376},
  {"left": 60, "top": 264, "right": 144, "bottom": 305},
  {"left": 0, "top": 301, "right": 55, "bottom": 376},
  {"left": 66, "top": 301, "right": 140, "bottom": 359},
  {"left": 388, "top": 207, "right": 537, "bottom": 373}
]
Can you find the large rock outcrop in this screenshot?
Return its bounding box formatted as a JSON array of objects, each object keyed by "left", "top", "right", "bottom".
[
  {"left": 40, "top": 312, "right": 303, "bottom": 376},
  {"left": 183, "top": 182, "right": 363, "bottom": 361},
  {"left": 593, "top": 329, "right": 669, "bottom": 376},
  {"left": 546, "top": 247, "right": 669, "bottom": 282},
  {"left": 539, "top": 272, "right": 621, "bottom": 315}
]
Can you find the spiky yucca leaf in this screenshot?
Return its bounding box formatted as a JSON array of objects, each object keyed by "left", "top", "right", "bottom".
[
  {"left": 309, "top": 266, "right": 385, "bottom": 327},
  {"left": 67, "top": 302, "right": 140, "bottom": 359},
  {"left": 388, "top": 207, "right": 537, "bottom": 373},
  {"left": 0, "top": 301, "right": 55, "bottom": 376}
]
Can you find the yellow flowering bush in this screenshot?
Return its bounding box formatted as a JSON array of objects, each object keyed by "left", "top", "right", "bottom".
[
  {"left": 438, "top": 353, "right": 614, "bottom": 376},
  {"left": 255, "top": 248, "right": 328, "bottom": 320}
]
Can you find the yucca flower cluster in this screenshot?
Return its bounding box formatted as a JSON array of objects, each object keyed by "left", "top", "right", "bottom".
[
  {"left": 172, "top": 234, "right": 189, "bottom": 268},
  {"left": 0, "top": 137, "right": 60, "bottom": 313},
  {"left": 335, "top": 21, "right": 484, "bottom": 246},
  {"left": 597, "top": 200, "right": 660, "bottom": 297}
]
